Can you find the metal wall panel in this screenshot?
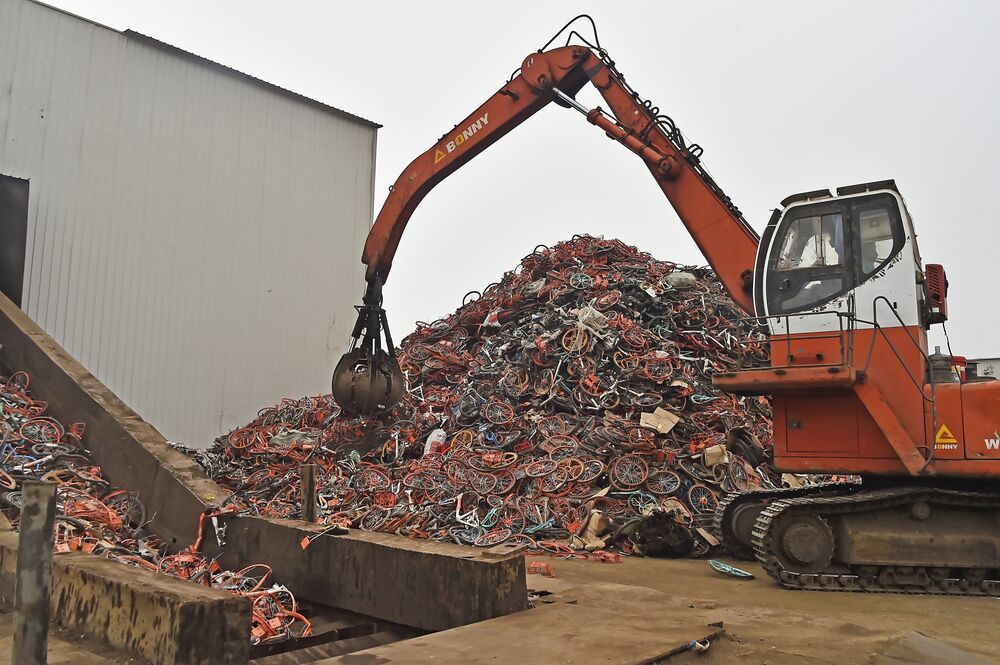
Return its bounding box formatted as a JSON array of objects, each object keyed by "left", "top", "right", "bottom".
[
  {"left": 0, "top": 0, "right": 377, "bottom": 445},
  {"left": 0, "top": 174, "right": 29, "bottom": 306},
  {"left": 974, "top": 358, "right": 1000, "bottom": 379}
]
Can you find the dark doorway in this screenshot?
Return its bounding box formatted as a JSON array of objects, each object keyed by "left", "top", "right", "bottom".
[{"left": 0, "top": 175, "right": 29, "bottom": 307}]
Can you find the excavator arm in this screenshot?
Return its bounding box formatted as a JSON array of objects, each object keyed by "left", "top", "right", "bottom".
[
  {"left": 334, "top": 40, "right": 761, "bottom": 415},
  {"left": 363, "top": 46, "right": 596, "bottom": 284},
  {"left": 364, "top": 45, "right": 759, "bottom": 310}
]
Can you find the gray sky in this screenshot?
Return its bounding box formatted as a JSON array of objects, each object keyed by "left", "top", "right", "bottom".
[{"left": 48, "top": 0, "right": 1000, "bottom": 357}]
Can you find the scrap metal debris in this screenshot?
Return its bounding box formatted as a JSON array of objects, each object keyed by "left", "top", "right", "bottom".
[
  {"left": 192, "top": 235, "right": 784, "bottom": 555},
  {"left": 0, "top": 370, "right": 310, "bottom": 646},
  {"left": 708, "top": 559, "right": 755, "bottom": 579}
]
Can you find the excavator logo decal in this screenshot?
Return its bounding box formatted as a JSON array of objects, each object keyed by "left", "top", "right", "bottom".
[
  {"left": 986, "top": 432, "right": 1000, "bottom": 450},
  {"left": 934, "top": 424, "right": 958, "bottom": 450},
  {"left": 434, "top": 113, "right": 490, "bottom": 164}
]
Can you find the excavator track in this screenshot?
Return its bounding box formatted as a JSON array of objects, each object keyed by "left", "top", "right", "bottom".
[
  {"left": 751, "top": 487, "right": 1000, "bottom": 596},
  {"left": 713, "top": 483, "right": 858, "bottom": 559}
]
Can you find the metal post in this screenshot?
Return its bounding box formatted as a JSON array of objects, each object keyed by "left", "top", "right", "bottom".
[
  {"left": 300, "top": 464, "right": 317, "bottom": 523},
  {"left": 13, "top": 480, "right": 56, "bottom": 665}
]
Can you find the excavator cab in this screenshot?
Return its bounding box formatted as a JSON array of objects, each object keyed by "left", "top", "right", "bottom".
[
  {"left": 720, "top": 179, "right": 1000, "bottom": 487},
  {"left": 717, "top": 183, "right": 1000, "bottom": 590},
  {"left": 717, "top": 179, "right": 942, "bottom": 477}
]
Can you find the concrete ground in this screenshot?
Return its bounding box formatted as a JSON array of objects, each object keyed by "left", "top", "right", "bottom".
[
  {"left": 2, "top": 555, "right": 998, "bottom": 664},
  {"left": 538, "top": 556, "right": 1000, "bottom": 664}
]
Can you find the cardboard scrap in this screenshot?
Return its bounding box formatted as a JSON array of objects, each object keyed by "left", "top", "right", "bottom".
[
  {"left": 701, "top": 443, "right": 728, "bottom": 467},
  {"left": 695, "top": 527, "right": 720, "bottom": 547},
  {"left": 640, "top": 407, "right": 681, "bottom": 435},
  {"left": 782, "top": 473, "right": 805, "bottom": 488}
]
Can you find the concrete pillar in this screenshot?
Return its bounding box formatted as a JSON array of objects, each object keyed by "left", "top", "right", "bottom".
[
  {"left": 300, "top": 464, "right": 317, "bottom": 523},
  {"left": 12, "top": 480, "right": 57, "bottom": 665}
]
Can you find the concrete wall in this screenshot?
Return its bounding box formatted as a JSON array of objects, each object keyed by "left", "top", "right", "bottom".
[
  {"left": 0, "top": 0, "right": 377, "bottom": 446},
  {"left": 0, "top": 530, "right": 251, "bottom": 665},
  {"left": 219, "top": 517, "right": 528, "bottom": 632}
]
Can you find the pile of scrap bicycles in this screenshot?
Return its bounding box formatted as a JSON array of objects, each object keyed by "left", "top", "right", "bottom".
[{"left": 193, "top": 236, "right": 820, "bottom": 557}]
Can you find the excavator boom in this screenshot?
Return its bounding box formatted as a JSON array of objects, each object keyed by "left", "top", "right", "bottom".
[
  {"left": 337, "top": 34, "right": 762, "bottom": 417},
  {"left": 363, "top": 45, "right": 759, "bottom": 313}
]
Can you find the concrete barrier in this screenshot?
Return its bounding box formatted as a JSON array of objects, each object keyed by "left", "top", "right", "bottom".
[
  {"left": 219, "top": 517, "right": 528, "bottom": 632},
  {"left": 0, "top": 530, "right": 250, "bottom": 665}
]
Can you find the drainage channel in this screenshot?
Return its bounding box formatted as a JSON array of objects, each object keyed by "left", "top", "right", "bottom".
[{"left": 250, "top": 604, "right": 424, "bottom": 664}]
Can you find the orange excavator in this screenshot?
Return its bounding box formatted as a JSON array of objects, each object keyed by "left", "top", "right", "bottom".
[{"left": 333, "top": 17, "right": 1000, "bottom": 595}]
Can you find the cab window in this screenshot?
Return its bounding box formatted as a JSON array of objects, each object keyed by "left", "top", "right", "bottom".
[
  {"left": 855, "top": 199, "right": 903, "bottom": 278},
  {"left": 775, "top": 214, "right": 845, "bottom": 270},
  {"left": 765, "top": 193, "right": 905, "bottom": 315},
  {"left": 768, "top": 208, "right": 850, "bottom": 314}
]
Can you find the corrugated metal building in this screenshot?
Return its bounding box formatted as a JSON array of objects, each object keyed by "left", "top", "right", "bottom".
[
  {"left": 0, "top": 0, "right": 378, "bottom": 444},
  {"left": 972, "top": 358, "right": 1000, "bottom": 379}
]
